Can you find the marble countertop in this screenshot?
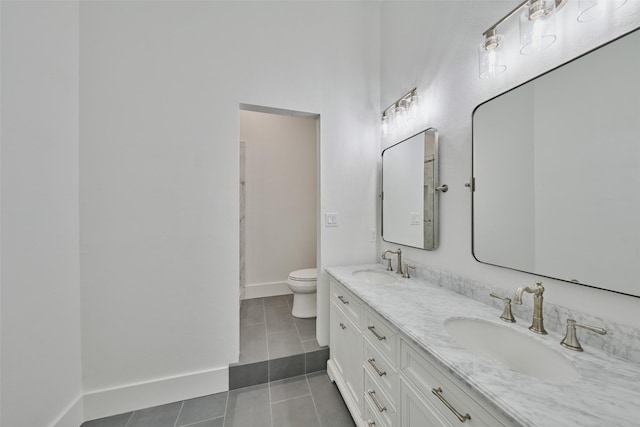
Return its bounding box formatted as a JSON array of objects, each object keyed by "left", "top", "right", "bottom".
[{"left": 326, "top": 264, "right": 640, "bottom": 427}]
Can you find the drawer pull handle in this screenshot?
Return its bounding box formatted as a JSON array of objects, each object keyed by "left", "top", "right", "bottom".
[
  {"left": 367, "top": 421, "right": 376, "bottom": 427},
  {"left": 339, "top": 322, "right": 346, "bottom": 330},
  {"left": 367, "top": 358, "right": 387, "bottom": 377},
  {"left": 368, "top": 325, "right": 387, "bottom": 341},
  {"left": 367, "top": 390, "right": 387, "bottom": 413},
  {"left": 432, "top": 387, "right": 471, "bottom": 423},
  {"left": 337, "top": 295, "right": 349, "bottom": 304}
]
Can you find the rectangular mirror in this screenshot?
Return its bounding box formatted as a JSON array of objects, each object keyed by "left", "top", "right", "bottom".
[
  {"left": 472, "top": 28, "right": 640, "bottom": 297},
  {"left": 382, "top": 128, "right": 442, "bottom": 250}
]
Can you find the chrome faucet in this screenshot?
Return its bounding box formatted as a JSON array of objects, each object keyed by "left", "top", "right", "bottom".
[
  {"left": 382, "top": 248, "right": 403, "bottom": 275},
  {"left": 513, "top": 282, "right": 547, "bottom": 334}
]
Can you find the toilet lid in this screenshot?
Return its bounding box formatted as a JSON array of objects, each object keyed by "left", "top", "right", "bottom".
[{"left": 288, "top": 268, "right": 317, "bottom": 281}]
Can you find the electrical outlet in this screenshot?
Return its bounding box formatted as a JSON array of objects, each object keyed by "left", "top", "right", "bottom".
[{"left": 410, "top": 212, "right": 421, "bottom": 225}]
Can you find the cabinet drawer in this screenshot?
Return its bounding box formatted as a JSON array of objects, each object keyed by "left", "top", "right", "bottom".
[
  {"left": 363, "top": 337, "right": 397, "bottom": 400},
  {"left": 331, "top": 279, "right": 363, "bottom": 327},
  {"left": 363, "top": 397, "right": 389, "bottom": 427},
  {"left": 400, "top": 340, "right": 507, "bottom": 427},
  {"left": 399, "top": 377, "right": 454, "bottom": 427},
  {"left": 364, "top": 308, "right": 398, "bottom": 362},
  {"left": 364, "top": 370, "right": 396, "bottom": 427}
]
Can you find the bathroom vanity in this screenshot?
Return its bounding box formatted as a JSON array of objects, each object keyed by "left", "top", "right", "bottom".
[{"left": 326, "top": 265, "right": 640, "bottom": 427}]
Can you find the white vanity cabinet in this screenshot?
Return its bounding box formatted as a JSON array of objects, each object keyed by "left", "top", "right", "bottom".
[
  {"left": 329, "top": 280, "right": 364, "bottom": 420},
  {"left": 328, "top": 278, "right": 514, "bottom": 427}
]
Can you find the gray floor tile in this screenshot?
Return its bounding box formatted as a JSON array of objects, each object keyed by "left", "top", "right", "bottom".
[
  {"left": 229, "top": 360, "right": 268, "bottom": 389},
  {"left": 127, "top": 401, "right": 182, "bottom": 427},
  {"left": 307, "top": 371, "right": 355, "bottom": 427},
  {"left": 271, "top": 395, "right": 321, "bottom": 427},
  {"left": 183, "top": 417, "right": 224, "bottom": 427},
  {"left": 176, "top": 392, "right": 227, "bottom": 426},
  {"left": 225, "top": 384, "right": 271, "bottom": 427},
  {"left": 81, "top": 412, "right": 132, "bottom": 427},
  {"left": 285, "top": 294, "right": 294, "bottom": 307},
  {"left": 265, "top": 305, "right": 297, "bottom": 335},
  {"left": 240, "top": 298, "right": 265, "bottom": 326},
  {"left": 293, "top": 317, "right": 316, "bottom": 340},
  {"left": 269, "top": 375, "right": 310, "bottom": 403},
  {"left": 239, "top": 323, "right": 268, "bottom": 363},
  {"left": 263, "top": 295, "right": 289, "bottom": 307},
  {"left": 306, "top": 348, "right": 329, "bottom": 373},
  {"left": 269, "top": 354, "right": 305, "bottom": 382},
  {"left": 267, "top": 330, "right": 304, "bottom": 359},
  {"left": 302, "top": 339, "right": 324, "bottom": 352}
]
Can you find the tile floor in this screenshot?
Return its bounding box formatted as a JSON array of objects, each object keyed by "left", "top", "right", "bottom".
[
  {"left": 239, "top": 295, "right": 324, "bottom": 362},
  {"left": 81, "top": 371, "right": 355, "bottom": 427},
  {"left": 230, "top": 295, "right": 329, "bottom": 389}
]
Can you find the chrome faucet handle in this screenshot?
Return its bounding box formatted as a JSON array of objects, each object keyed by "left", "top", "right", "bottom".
[
  {"left": 561, "top": 318, "right": 607, "bottom": 352},
  {"left": 381, "top": 251, "right": 393, "bottom": 271},
  {"left": 490, "top": 293, "right": 516, "bottom": 323},
  {"left": 402, "top": 264, "right": 415, "bottom": 279}
]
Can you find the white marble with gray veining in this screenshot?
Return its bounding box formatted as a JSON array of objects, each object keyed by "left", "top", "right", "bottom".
[
  {"left": 327, "top": 264, "right": 640, "bottom": 427},
  {"left": 394, "top": 258, "right": 640, "bottom": 364}
]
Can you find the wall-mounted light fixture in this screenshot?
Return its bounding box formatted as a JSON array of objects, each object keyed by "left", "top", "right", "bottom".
[
  {"left": 479, "top": 0, "right": 629, "bottom": 79},
  {"left": 381, "top": 88, "right": 421, "bottom": 137},
  {"left": 479, "top": 0, "right": 566, "bottom": 79}
]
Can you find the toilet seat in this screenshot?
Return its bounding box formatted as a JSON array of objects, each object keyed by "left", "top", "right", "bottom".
[{"left": 288, "top": 268, "right": 316, "bottom": 282}]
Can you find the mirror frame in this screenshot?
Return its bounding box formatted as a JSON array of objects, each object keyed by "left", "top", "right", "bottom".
[
  {"left": 381, "top": 128, "right": 440, "bottom": 250},
  {"left": 471, "top": 27, "right": 640, "bottom": 298}
]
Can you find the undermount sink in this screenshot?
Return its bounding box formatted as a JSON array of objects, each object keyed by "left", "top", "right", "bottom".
[
  {"left": 444, "top": 317, "right": 580, "bottom": 384},
  {"left": 351, "top": 270, "right": 397, "bottom": 285}
]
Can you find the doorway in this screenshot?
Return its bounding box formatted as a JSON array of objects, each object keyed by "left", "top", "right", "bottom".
[{"left": 232, "top": 105, "right": 324, "bottom": 389}]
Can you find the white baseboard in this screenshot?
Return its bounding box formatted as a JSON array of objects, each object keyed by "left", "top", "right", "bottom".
[
  {"left": 50, "top": 394, "right": 84, "bottom": 427},
  {"left": 82, "top": 366, "right": 229, "bottom": 422},
  {"left": 243, "top": 281, "right": 292, "bottom": 299}
]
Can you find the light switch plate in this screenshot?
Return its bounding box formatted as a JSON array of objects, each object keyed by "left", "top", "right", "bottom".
[{"left": 325, "top": 212, "right": 338, "bottom": 227}]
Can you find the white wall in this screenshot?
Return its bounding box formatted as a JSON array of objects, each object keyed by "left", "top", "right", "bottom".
[
  {"left": 0, "top": 2, "right": 83, "bottom": 427},
  {"left": 380, "top": 1, "right": 640, "bottom": 328},
  {"left": 79, "top": 0, "right": 379, "bottom": 419},
  {"left": 241, "top": 110, "right": 317, "bottom": 291}
]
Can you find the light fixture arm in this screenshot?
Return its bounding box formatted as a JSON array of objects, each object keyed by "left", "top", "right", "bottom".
[
  {"left": 483, "top": 0, "right": 530, "bottom": 37},
  {"left": 381, "top": 87, "right": 417, "bottom": 120},
  {"left": 482, "top": 0, "right": 566, "bottom": 37}
]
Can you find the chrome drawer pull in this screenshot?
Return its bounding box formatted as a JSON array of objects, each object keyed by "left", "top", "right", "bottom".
[
  {"left": 367, "top": 390, "right": 387, "bottom": 413},
  {"left": 367, "top": 358, "right": 387, "bottom": 377},
  {"left": 367, "top": 421, "right": 376, "bottom": 427},
  {"left": 432, "top": 387, "right": 471, "bottom": 423},
  {"left": 339, "top": 322, "right": 346, "bottom": 330},
  {"left": 368, "top": 325, "right": 386, "bottom": 341},
  {"left": 337, "top": 295, "right": 349, "bottom": 304}
]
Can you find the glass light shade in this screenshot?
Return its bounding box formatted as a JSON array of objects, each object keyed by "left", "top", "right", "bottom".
[
  {"left": 578, "top": 0, "right": 627, "bottom": 22},
  {"left": 478, "top": 34, "right": 507, "bottom": 79},
  {"left": 393, "top": 102, "right": 408, "bottom": 132},
  {"left": 381, "top": 114, "right": 390, "bottom": 137},
  {"left": 520, "top": 0, "right": 557, "bottom": 55},
  {"left": 407, "top": 93, "right": 422, "bottom": 121}
]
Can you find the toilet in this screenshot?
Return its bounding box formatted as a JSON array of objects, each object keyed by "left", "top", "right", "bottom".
[{"left": 287, "top": 268, "right": 317, "bottom": 318}]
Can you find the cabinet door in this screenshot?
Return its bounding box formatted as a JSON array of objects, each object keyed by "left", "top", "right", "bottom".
[
  {"left": 399, "top": 378, "right": 452, "bottom": 427},
  {"left": 330, "top": 303, "right": 363, "bottom": 415}
]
